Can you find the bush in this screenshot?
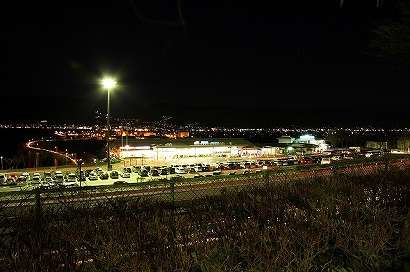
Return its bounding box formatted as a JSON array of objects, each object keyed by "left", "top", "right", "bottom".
[{"left": 0, "top": 166, "right": 409, "bottom": 271}]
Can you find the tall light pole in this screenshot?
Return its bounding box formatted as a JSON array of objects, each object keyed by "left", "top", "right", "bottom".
[
  {"left": 77, "top": 159, "right": 83, "bottom": 187},
  {"left": 102, "top": 78, "right": 116, "bottom": 171},
  {"left": 1, "top": 156, "right": 3, "bottom": 170}
]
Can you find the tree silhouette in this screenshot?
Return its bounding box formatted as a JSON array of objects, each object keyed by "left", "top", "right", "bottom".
[
  {"left": 367, "top": 0, "right": 410, "bottom": 68},
  {"left": 340, "top": 0, "right": 385, "bottom": 7}
]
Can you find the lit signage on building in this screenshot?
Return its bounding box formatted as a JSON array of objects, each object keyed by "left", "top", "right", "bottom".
[
  {"left": 193, "top": 140, "right": 225, "bottom": 145},
  {"left": 119, "top": 145, "right": 151, "bottom": 150}
]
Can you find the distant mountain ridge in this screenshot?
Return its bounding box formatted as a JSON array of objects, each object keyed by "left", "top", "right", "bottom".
[{"left": 3, "top": 95, "right": 409, "bottom": 128}]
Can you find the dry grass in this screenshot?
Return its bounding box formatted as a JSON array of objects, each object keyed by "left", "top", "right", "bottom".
[{"left": 0, "top": 166, "right": 409, "bottom": 271}]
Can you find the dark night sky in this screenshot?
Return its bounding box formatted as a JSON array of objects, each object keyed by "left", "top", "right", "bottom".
[{"left": 2, "top": 0, "right": 409, "bottom": 127}]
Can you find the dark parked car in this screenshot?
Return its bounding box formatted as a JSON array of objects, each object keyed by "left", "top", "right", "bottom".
[
  {"left": 110, "top": 171, "right": 119, "bottom": 179},
  {"left": 100, "top": 171, "right": 109, "bottom": 180},
  {"left": 139, "top": 169, "right": 148, "bottom": 177},
  {"left": 150, "top": 169, "right": 160, "bottom": 176}
]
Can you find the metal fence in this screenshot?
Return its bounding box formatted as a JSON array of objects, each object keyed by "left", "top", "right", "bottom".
[{"left": 1, "top": 158, "right": 410, "bottom": 233}]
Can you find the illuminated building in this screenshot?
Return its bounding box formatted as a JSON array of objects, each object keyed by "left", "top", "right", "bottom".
[{"left": 114, "top": 138, "right": 258, "bottom": 161}]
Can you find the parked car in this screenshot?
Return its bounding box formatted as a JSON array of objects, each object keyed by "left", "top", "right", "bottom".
[
  {"left": 32, "top": 173, "right": 41, "bottom": 181},
  {"left": 21, "top": 172, "right": 30, "bottom": 180},
  {"left": 110, "top": 171, "right": 119, "bottom": 179},
  {"left": 42, "top": 177, "right": 56, "bottom": 189},
  {"left": 123, "top": 167, "right": 132, "bottom": 173},
  {"left": 88, "top": 171, "right": 99, "bottom": 180},
  {"left": 121, "top": 171, "right": 131, "bottom": 178},
  {"left": 44, "top": 176, "right": 55, "bottom": 183},
  {"left": 6, "top": 177, "right": 17, "bottom": 185},
  {"left": 65, "top": 173, "right": 78, "bottom": 186},
  {"left": 201, "top": 163, "right": 210, "bottom": 171},
  {"left": 287, "top": 157, "right": 299, "bottom": 165},
  {"left": 150, "top": 169, "right": 160, "bottom": 176},
  {"left": 175, "top": 167, "right": 187, "bottom": 174},
  {"left": 55, "top": 171, "right": 64, "bottom": 177},
  {"left": 17, "top": 175, "right": 28, "bottom": 183},
  {"left": 99, "top": 171, "right": 109, "bottom": 180},
  {"left": 321, "top": 158, "right": 331, "bottom": 165},
  {"left": 96, "top": 167, "right": 104, "bottom": 175},
  {"left": 31, "top": 175, "right": 42, "bottom": 185},
  {"left": 139, "top": 169, "right": 148, "bottom": 177},
  {"left": 159, "top": 168, "right": 168, "bottom": 175},
  {"left": 300, "top": 157, "right": 313, "bottom": 164},
  {"left": 274, "top": 158, "right": 289, "bottom": 166},
  {"left": 132, "top": 165, "right": 142, "bottom": 173}
]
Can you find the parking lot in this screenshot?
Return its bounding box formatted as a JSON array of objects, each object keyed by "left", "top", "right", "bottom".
[{"left": 0, "top": 152, "right": 398, "bottom": 192}]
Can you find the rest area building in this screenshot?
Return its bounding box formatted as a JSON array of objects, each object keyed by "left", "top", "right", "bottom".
[{"left": 115, "top": 138, "right": 260, "bottom": 161}]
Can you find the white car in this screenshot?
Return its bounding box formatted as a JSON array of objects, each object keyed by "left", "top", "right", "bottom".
[
  {"left": 88, "top": 171, "right": 99, "bottom": 180},
  {"left": 42, "top": 177, "right": 55, "bottom": 188},
  {"left": 121, "top": 171, "right": 131, "bottom": 178},
  {"left": 55, "top": 171, "right": 64, "bottom": 183},
  {"left": 65, "top": 173, "right": 78, "bottom": 186},
  {"left": 31, "top": 175, "right": 42, "bottom": 185},
  {"left": 44, "top": 176, "right": 55, "bottom": 183},
  {"left": 33, "top": 173, "right": 41, "bottom": 179},
  {"left": 22, "top": 172, "right": 30, "bottom": 180},
  {"left": 321, "top": 158, "right": 331, "bottom": 165},
  {"left": 175, "top": 167, "right": 187, "bottom": 174}
]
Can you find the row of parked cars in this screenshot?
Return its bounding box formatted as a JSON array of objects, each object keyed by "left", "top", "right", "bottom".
[
  {"left": 0, "top": 151, "right": 374, "bottom": 187},
  {"left": 0, "top": 169, "right": 102, "bottom": 188}
]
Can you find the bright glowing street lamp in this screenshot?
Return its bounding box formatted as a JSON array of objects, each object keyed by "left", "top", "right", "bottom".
[{"left": 102, "top": 78, "right": 116, "bottom": 171}]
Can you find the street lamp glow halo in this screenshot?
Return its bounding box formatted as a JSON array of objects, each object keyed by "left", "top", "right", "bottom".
[{"left": 102, "top": 78, "right": 116, "bottom": 89}]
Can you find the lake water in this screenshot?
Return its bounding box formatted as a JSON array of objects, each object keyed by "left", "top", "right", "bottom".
[
  {"left": 0, "top": 128, "right": 105, "bottom": 169},
  {"left": 0, "top": 128, "right": 55, "bottom": 158}
]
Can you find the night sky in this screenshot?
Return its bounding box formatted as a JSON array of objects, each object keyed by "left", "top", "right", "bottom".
[{"left": 2, "top": 0, "right": 409, "bottom": 127}]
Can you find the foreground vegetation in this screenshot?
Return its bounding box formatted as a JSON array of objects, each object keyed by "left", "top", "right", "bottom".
[{"left": 1, "top": 165, "right": 409, "bottom": 271}]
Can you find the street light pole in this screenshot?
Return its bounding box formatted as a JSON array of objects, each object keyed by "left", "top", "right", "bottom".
[
  {"left": 102, "top": 78, "right": 116, "bottom": 171},
  {"left": 78, "top": 159, "right": 83, "bottom": 187},
  {"left": 107, "top": 85, "right": 111, "bottom": 171}
]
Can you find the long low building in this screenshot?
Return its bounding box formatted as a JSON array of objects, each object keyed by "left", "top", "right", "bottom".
[
  {"left": 114, "top": 138, "right": 260, "bottom": 162},
  {"left": 112, "top": 135, "right": 326, "bottom": 165}
]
